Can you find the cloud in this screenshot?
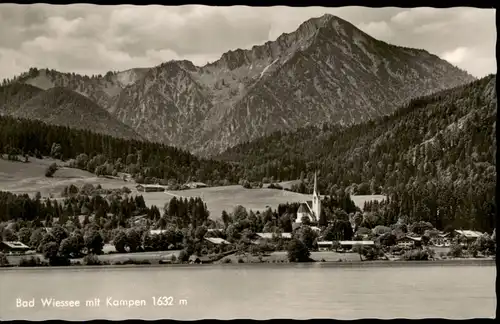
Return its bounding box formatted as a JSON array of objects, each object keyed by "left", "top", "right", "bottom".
[
  {"left": 0, "top": 5, "right": 495, "bottom": 80},
  {"left": 357, "top": 21, "right": 394, "bottom": 40},
  {"left": 441, "top": 47, "right": 469, "bottom": 64}
]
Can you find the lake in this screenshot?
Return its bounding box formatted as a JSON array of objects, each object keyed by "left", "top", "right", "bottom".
[{"left": 0, "top": 264, "right": 496, "bottom": 320}]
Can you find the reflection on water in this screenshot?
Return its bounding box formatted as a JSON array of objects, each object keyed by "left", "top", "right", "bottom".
[{"left": 0, "top": 264, "right": 496, "bottom": 320}]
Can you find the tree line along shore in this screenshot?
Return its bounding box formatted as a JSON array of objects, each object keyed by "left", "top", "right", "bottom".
[{"left": 0, "top": 182, "right": 496, "bottom": 268}]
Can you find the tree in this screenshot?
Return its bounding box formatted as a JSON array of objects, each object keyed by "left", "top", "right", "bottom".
[
  {"left": 409, "top": 221, "right": 434, "bottom": 236},
  {"left": 42, "top": 241, "right": 59, "bottom": 262},
  {"left": 448, "top": 243, "right": 463, "bottom": 258},
  {"left": 295, "top": 226, "right": 317, "bottom": 249},
  {"left": 0, "top": 252, "right": 9, "bottom": 267},
  {"left": 473, "top": 234, "right": 495, "bottom": 256},
  {"left": 38, "top": 232, "right": 56, "bottom": 252},
  {"left": 331, "top": 240, "right": 341, "bottom": 252},
  {"left": 195, "top": 225, "right": 208, "bottom": 241},
  {"left": 29, "top": 229, "right": 44, "bottom": 250},
  {"left": 142, "top": 231, "right": 154, "bottom": 251},
  {"left": 2, "top": 228, "right": 16, "bottom": 241},
  {"left": 50, "top": 143, "right": 62, "bottom": 159},
  {"left": 59, "top": 237, "right": 75, "bottom": 259},
  {"left": 126, "top": 228, "right": 142, "bottom": 252},
  {"left": 377, "top": 232, "right": 397, "bottom": 247},
  {"left": 71, "top": 232, "right": 84, "bottom": 257},
  {"left": 286, "top": 239, "right": 311, "bottom": 262},
  {"left": 372, "top": 226, "right": 391, "bottom": 236},
  {"left": 113, "top": 230, "right": 128, "bottom": 253},
  {"left": 51, "top": 225, "right": 68, "bottom": 245},
  {"left": 45, "top": 163, "right": 58, "bottom": 177},
  {"left": 84, "top": 230, "right": 104, "bottom": 255}
]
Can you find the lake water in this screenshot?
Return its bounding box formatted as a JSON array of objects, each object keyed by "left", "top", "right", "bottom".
[{"left": 0, "top": 264, "right": 496, "bottom": 320}]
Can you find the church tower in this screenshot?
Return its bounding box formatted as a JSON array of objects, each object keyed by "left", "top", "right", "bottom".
[{"left": 312, "top": 171, "right": 321, "bottom": 222}]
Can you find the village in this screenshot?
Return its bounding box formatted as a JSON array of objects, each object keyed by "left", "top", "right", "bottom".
[{"left": 0, "top": 173, "right": 495, "bottom": 267}]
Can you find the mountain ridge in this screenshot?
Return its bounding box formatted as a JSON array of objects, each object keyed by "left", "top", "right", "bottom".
[
  {"left": 3, "top": 13, "right": 476, "bottom": 155},
  {"left": 0, "top": 84, "right": 142, "bottom": 140}
]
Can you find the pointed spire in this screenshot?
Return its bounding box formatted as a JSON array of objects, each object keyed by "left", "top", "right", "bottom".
[{"left": 313, "top": 171, "right": 318, "bottom": 196}]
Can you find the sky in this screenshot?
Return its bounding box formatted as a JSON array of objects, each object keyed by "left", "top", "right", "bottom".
[{"left": 0, "top": 5, "right": 496, "bottom": 80}]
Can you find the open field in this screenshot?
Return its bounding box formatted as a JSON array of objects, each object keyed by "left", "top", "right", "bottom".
[
  {"left": 140, "top": 185, "right": 312, "bottom": 218},
  {"left": 219, "top": 251, "right": 363, "bottom": 264},
  {"left": 0, "top": 158, "right": 386, "bottom": 219},
  {"left": 0, "top": 157, "right": 129, "bottom": 198},
  {"left": 6, "top": 245, "right": 182, "bottom": 266},
  {"left": 138, "top": 187, "right": 386, "bottom": 219}
]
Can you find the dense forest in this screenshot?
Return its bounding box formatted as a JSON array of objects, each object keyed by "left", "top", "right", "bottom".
[
  {"left": 218, "top": 75, "right": 497, "bottom": 232},
  {"left": 0, "top": 115, "right": 240, "bottom": 185}
]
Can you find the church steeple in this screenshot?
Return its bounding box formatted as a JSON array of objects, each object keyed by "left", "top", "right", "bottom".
[
  {"left": 313, "top": 171, "right": 319, "bottom": 196},
  {"left": 312, "top": 171, "right": 321, "bottom": 222}
]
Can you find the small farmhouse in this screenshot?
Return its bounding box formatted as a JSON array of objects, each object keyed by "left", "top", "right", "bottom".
[
  {"left": 136, "top": 184, "right": 166, "bottom": 192},
  {"left": 431, "top": 233, "right": 451, "bottom": 246},
  {"left": 186, "top": 182, "right": 208, "bottom": 189},
  {"left": 454, "top": 230, "right": 484, "bottom": 246},
  {"left": 1, "top": 241, "right": 31, "bottom": 254},
  {"left": 397, "top": 236, "right": 421, "bottom": 248},
  {"left": 204, "top": 237, "right": 231, "bottom": 246}
]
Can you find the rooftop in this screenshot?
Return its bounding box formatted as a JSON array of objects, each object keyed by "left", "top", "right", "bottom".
[
  {"left": 2, "top": 241, "right": 30, "bottom": 249},
  {"left": 136, "top": 184, "right": 167, "bottom": 188},
  {"left": 317, "top": 241, "right": 333, "bottom": 245},
  {"left": 204, "top": 237, "right": 231, "bottom": 245},
  {"left": 339, "top": 240, "right": 375, "bottom": 245},
  {"left": 150, "top": 229, "right": 167, "bottom": 235},
  {"left": 455, "top": 230, "right": 483, "bottom": 238},
  {"left": 256, "top": 232, "right": 292, "bottom": 239}
]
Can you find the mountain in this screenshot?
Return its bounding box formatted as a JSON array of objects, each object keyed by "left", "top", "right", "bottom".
[
  {"left": 0, "top": 85, "right": 141, "bottom": 140},
  {"left": 0, "top": 83, "right": 43, "bottom": 115},
  {"left": 216, "top": 75, "right": 497, "bottom": 232},
  {"left": 9, "top": 14, "right": 475, "bottom": 155}
]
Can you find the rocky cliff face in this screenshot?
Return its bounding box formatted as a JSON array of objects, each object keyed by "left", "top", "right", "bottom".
[{"left": 12, "top": 14, "right": 475, "bottom": 155}]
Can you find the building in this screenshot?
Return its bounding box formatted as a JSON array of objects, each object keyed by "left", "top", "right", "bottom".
[
  {"left": 295, "top": 172, "right": 321, "bottom": 225},
  {"left": 397, "top": 236, "right": 421, "bottom": 248},
  {"left": 186, "top": 182, "right": 208, "bottom": 189},
  {"left": 136, "top": 184, "right": 166, "bottom": 192},
  {"left": 204, "top": 237, "right": 231, "bottom": 246},
  {"left": 339, "top": 240, "right": 375, "bottom": 251},
  {"left": 251, "top": 232, "right": 292, "bottom": 245},
  {"left": 0, "top": 241, "right": 31, "bottom": 254},
  {"left": 317, "top": 241, "right": 333, "bottom": 251},
  {"left": 205, "top": 229, "right": 225, "bottom": 238},
  {"left": 431, "top": 233, "right": 451, "bottom": 246},
  {"left": 149, "top": 229, "right": 167, "bottom": 236},
  {"left": 455, "top": 230, "right": 484, "bottom": 245}
]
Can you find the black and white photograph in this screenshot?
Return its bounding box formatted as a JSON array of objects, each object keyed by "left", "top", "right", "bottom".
[{"left": 0, "top": 3, "right": 496, "bottom": 321}]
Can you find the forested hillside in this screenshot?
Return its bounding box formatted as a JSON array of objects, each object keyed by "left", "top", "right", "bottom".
[
  {"left": 218, "top": 75, "right": 497, "bottom": 232},
  {"left": 0, "top": 116, "right": 240, "bottom": 185}
]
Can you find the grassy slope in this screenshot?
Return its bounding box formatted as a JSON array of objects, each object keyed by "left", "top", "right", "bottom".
[
  {"left": 0, "top": 157, "right": 385, "bottom": 219},
  {"left": 0, "top": 157, "right": 129, "bottom": 198}
]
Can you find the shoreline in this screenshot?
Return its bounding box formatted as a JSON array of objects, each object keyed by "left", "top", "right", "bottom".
[{"left": 0, "top": 257, "right": 495, "bottom": 271}]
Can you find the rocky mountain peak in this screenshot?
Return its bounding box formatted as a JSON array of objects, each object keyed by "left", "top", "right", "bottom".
[{"left": 7, "top": 14, "right": 477, "bottom": 156}]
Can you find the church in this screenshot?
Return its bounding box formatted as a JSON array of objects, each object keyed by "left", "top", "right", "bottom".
[{"left": 294, "top": 172, "right": 321, "bottom": 227}]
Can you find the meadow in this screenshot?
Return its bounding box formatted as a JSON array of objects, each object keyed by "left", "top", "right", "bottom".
[{"left": 0, "top": 157, "right": 386, "bottom": 219}]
